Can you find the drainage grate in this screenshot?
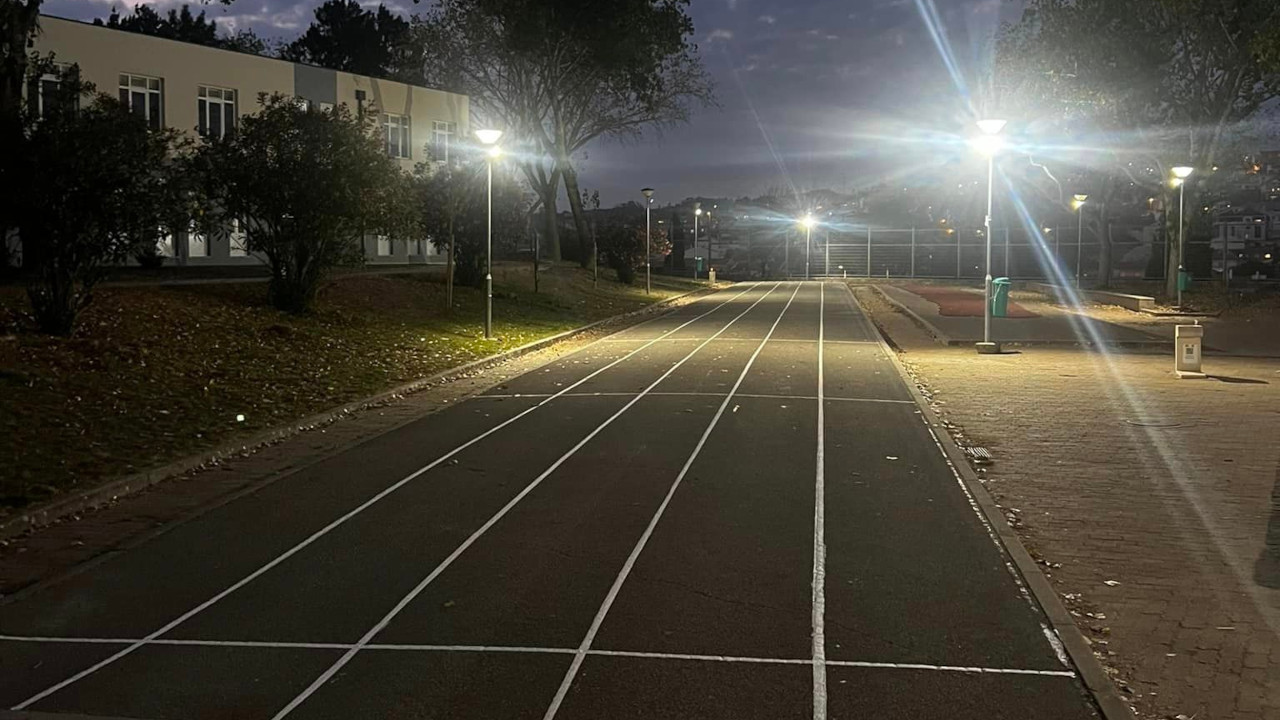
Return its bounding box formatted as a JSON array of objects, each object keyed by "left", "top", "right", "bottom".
[{"left": 967, "top": 446, "right": 994, "bottom": 464}]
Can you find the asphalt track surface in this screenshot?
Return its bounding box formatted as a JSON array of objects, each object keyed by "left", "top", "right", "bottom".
[{"left": 0, "top": 282, "right": 1101, "bottom": 719}]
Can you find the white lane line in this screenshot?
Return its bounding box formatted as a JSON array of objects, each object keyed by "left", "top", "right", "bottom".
[
  {"left": 0, "top": 632, "right": 1077, "bottom": 677},
  {"left": 268, "top": 283, "right": 788, "bottom": 720},
  {"left": 596, "top": 337, "right": 878, "bottom": 346},
  {"left": 811, "top": 283, "right": 828, "bottom": 720},
  {"left": 10, "top": 283, "right": 763, "bottom": 712},
  {"left": 824, "top": 659, "right": 1076, "bottom": 678},
  {"left": 475, "top": 391, "right": 913, "bottom": 405},
  {"left": 587, "top": 649, "right": 811, "bottom": 665},
  {"left": 541, "top": 283, "right": 804, "bottom": 720}
]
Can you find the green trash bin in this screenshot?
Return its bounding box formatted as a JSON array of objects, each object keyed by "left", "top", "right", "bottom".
[
  {"left": 991, "top": 277, "right": 1012, "bottom": 318},
  {"left": 1177, "top": 269, "right": 1192, "bottom": 292}
]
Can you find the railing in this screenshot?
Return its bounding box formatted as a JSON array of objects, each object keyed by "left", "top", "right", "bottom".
[{"left": 688, "top": 226, "right": 1202, "bottom": 283}]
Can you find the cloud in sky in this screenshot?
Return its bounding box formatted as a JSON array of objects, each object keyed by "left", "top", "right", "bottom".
[{"left": 45, "top": 0, "right": 1027, "bottom": 204}]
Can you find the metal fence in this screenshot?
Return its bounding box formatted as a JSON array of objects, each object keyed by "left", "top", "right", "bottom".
[{"left": 714, "top": 226, "right": 1185, "bottom": 283}]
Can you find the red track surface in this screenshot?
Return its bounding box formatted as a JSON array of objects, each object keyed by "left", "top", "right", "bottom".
[{"left": 903, "top": 285, "right": 1039, "bottom": 318}]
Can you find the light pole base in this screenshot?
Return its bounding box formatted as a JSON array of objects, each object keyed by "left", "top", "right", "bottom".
[{"left": 975, "top": 341, "right": 1003, "bottom": 355}]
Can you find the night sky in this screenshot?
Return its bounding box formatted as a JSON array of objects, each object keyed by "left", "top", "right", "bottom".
[{"left": 45, "top": 0, "right": 1025, "bottom": 206}]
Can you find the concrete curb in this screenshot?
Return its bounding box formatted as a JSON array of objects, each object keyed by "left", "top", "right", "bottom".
[
  {"left": 876, "top": 285, "right": 1171, "bottom": 350},
  {"left": 870, "top": 284, "right": 953, "bottom": 345},
  {"left": 846, "top": 284, "right": 1131, "bottom": 720},
  {"left": 0, "top": 286, "right": 711, "bottom": 542}
]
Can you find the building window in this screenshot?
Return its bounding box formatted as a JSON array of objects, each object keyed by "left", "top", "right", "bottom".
[
  {"left": 31, "top": 64, "right": 72, "bottom": 117},
  {"left": 376, "top": 235, "right": 392, "bottom": 256},
  {"left": 229, "top": 219, "right": 248, "bottom": 257},
  {"left": 118, "top": 73, "right": 163, "bottom": 130},
  {"left": 156, "top": 228, "right": 175, "bottom": 257},
  {"left": 197, "top": 86, "right": 236, "bottom": 139},
  {"left": 384, "top": 114, "right": 411, "bottom": 159},
  {"left": 411, "top": 238, "right": 426, "bottom": 256},
  {"left": 431, "top": 120, "right": 455, "bottom": 162},
  {"left": 187, "top": 222, "right": 208, "bottom": 257}
]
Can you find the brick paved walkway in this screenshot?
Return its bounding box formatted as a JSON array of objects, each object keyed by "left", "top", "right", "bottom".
[{"left": 856, "top": 285, "right": 1280, "bottom": 720}]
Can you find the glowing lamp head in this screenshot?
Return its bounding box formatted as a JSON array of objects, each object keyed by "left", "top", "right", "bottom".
[
  {"left": 1172, "top": 166, "right": 1194, "bottom": 180},
  {"left": 976, "top": 118, "right": 1007, "bottom": 136},
  {"left": 968, "top": 118, "right": 1006, "bottom": 158},
  {"left": 475, "top": 129, "right": 503, "bottom": 145},
  {"left": 695, "top": 208, "right": 703, "bottom": 216},
  {"left": 641, "top": 187, "right": 655, "bottom": 201},
  {"left": 800, "top": 215, "right": 815, "bottom": 230},
  {"left": 1072, "top": 194, "right": 1088, "bottom": 210}
]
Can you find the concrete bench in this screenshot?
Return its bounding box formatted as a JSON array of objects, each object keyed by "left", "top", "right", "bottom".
[{"left": 1025, "top": 283, "right": 1156, "bottom": 312}]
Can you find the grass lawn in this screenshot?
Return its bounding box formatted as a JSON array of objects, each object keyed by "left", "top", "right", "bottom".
[{"left": 0, "top": 262, "right": 700, "bottom": 509}]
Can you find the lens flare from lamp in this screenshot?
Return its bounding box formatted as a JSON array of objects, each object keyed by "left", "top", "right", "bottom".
[
  {"left": 800, "top": 215, "right": 815, "bottom": 229},
  {"left": 969, "top": 133, "right": 1003, "bottom": 158}
]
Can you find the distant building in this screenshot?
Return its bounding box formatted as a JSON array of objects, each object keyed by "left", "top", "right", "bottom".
[{"left": 26, "top": 15, "right": 471, "bottom": 267}]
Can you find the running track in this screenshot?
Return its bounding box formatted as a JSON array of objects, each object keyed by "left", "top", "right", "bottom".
[{"left": 0, "top": 282, "right": 1100, "bottom": 719}]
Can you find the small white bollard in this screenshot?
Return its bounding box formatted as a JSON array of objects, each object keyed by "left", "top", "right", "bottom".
[
  {"left": 708, "top": 268, "right": 716, "bottom": 285},
  {"left": 1175, "top": 324, "right": 1205, "bottom": 379}
]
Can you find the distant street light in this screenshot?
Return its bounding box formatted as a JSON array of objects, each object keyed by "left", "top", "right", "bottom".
[
  {"left": 476, "top": 129, "right": 503, "bottom": 339},
  {"left": 1072, "top": 194, "right": 1088, "bottom": 288},
  {"left": 694, "top": 202, "right": 702, "bottom": 281},
  {"left": 641, "top": 188, "right": 655, "bottom": 295},
  {"left": 969, "top": 118, "right": 1006, "bottom": 354},
  {"left": 1171, "top": 166, "right": 1194, "bottom": 308},
  {"left": 800, "top": 215, "right": 815, "bottom": 280}
]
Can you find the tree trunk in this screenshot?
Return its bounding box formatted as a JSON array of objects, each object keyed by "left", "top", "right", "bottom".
[
  {"left": 538, "top": 177, "right": 560, "bottom": 263},
  {"left": 560, "top": 159, "right": 591, "bottom": 269},
  {"left": 445, "top": 223, "right": 455, "bottom": 311},
  {"left": 1096, "top": 203, "right": 1113, "bottom": 289},
  {"left": 1, "top": 1, "right": 42, "bottom": 265}
]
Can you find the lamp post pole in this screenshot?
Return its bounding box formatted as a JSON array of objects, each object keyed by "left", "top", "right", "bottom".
[
  {"left": 642, "top": 188, "right": 654, "bottom": 295},
  {"left": 805, "top": 224, "right": 811, "bottom": 280},
  {"left": 972, "top": 118, "right": 1006, "bottom": 354},
  {"left": 1073, "top": 194, "right": 1088, "bottom": 289},
  {"left": 694, "top": 204, "right": 701, "bottom": 281},
  {"left": 983, "top": 153, "right": 994, "bottom": 344},
  {"left": 475, "top": 129, "right": 504, "bottom": 340},
  {"left": 1171, "top": 166, "right": 1194, "bottom": 308},
  {"left": 485, "top": 155, "right": 494, "bottom": 338}
]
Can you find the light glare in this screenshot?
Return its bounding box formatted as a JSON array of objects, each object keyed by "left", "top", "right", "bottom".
[{"left": 475, "top": 129, "right": 503, "bottom": 145}]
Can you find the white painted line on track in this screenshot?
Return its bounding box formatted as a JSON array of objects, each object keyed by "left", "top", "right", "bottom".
[
  {"left": 596, "top": 337, "right": 878, "bottom": 346},
  {"left": 268, "top": 283, "right": 789, "bottom": 720},
  {"left": 823, "top": 659, "right": 1077, "bottom": 678},
  {"left": 475, "top": 391, "right": 914, "bottom": 405},
  {"left": 10, "top": 283, "right": 766, "bottom": 712},
  {"left": 0, "top": 632, "right": 1078, "bottom": 678},
  {"left": 811, "top": 283, "right": 828, "bottom": 720},
  {"left": 541, "top": 283, "right": 804, "bottom": 720}
]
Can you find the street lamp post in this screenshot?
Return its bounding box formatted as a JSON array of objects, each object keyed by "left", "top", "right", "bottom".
[
  {"left": 971, "top": 119, "right": 1006, "bottom": 354},
  {"left": 641, "top": 188, "right": 655, "bottom": 295},
  {"left": 1172, "top": 166, "right": 1194, "bottom": 308},
  {"left": 475, "top": 128, "right": 503, "bottom": 340},
  {"left": 694, "top": 203, "right": 702, "bottom": 281},
  {"left": 1072, "top": 194, "right": 1088, "bottom": 288},
  {"left": 801, "top": 215, "right": 815, "bottom": 280}
]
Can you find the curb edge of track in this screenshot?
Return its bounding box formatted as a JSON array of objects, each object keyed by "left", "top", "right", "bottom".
[
  {"left": 0, "top": 285, "right": 718, "bottom": 544},
  {"left": 845, "top": 282, "right": 1130, "bottom": 720}
]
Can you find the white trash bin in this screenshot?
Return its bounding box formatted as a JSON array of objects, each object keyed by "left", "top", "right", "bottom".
[{"left": 1175, "top": 324, "right": 1205, "bottom": 379}]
